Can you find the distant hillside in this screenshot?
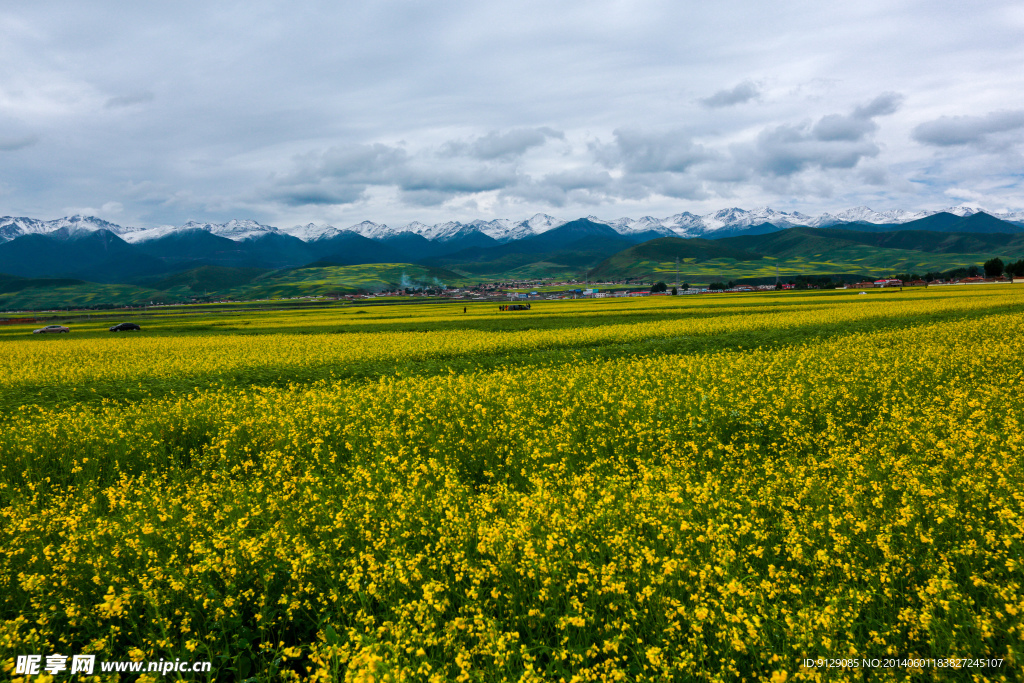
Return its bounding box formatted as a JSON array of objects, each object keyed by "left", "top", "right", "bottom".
[
  {"left": 418, "top": 219, "right": 642, "bottom": 279},
  {"left": 0, "top": 229, "right": 169, "bottom": 283},
  {"left": 837, "top": 212, "right": 1024, "bottom": 234},
  {"left": 716, "top": 226, "right": 1024, "bottom": 258},
  {"left": 306, "top": 232, "right": 406, "bottom": 265},
  {"left": 588, "top": 237, "right": 761, "bottom": 279},
  {"left": 588, "top": 227, "right": 1024, "bottom": 284},
  {"left": 701, "top": 222, "right": 786, "bottom": 240},
  {"left": 142, "top": 266, "right": 271, "bottom": 293},
  {"left": 133, "top": 229, "right": 246, "bottom": 265},
  {"left": 0, "top": 282, "right": 159, "bottom": 311},
  {"left": 0, "top": 273, "right": 88, "bottom": 294},
  {"left": 235, "top": 264, "right": 469, "bottom": 299}
]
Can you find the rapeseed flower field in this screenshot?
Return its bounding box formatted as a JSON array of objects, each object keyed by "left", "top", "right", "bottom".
[{"left": 1, "top": 288, "right": 1022, "bottom": 681}]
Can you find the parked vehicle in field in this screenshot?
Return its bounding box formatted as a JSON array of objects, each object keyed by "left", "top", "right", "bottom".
[
  {"left": 33, "top": 325, "right": 70, "bottom": 334},
  {"left": 109, "top": 322, "right": 142, "bottom": 332}
]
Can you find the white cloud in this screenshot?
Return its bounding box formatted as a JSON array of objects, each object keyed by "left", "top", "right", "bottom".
[{"left": 0, "top": 0, "right": 1021, "bottom": 226}]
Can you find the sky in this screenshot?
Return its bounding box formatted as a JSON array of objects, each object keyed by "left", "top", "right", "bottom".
[{"left": 1, "top": 0, "right": 1023, "bottom": 228}]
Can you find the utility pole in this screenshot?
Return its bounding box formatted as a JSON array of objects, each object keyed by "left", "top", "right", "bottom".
[{"left": 675, "top": 257, "right": 679, "bottom": 292}]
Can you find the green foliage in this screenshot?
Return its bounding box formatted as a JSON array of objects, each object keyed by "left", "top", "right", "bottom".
[{"left": 984, "top": 257, "right": 1005, "bottom": 277}]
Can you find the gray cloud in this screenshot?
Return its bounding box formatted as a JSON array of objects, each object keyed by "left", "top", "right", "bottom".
[
  {"left": 271, "top": 184, "right": 367, "bottom": 207},
  {"left": 701, "top": 81, "right": 760, "bottom": 108},
  {"left": 853, "top": 92, "right": 903, "bottom": 119},
  {"left": 746, "top": 94, "right": 902, "bottom": 176},
  {"left": 269, "top": 143, "right": 409, "bottom": 206},
  {"left": 104, "top": 91, "right": 155, "bottom": 109},
  {"left": 543, "top": 169, "right": 614, "bottom": 192},
  {"left": 397, "top": 164, "right": 519, "bottom": 194},
  {"left": 0, "top": 135, "right": 40, "bottom": 152},
  {"left": 636, "top": 173, "right": 709, "bottom": 201},
  {"left": 752, "top": 123, "right": 880, "bottom": 176},
  {"left": 912, "top": 110, "right": 1024, "bottom": 147},
  {"left": 812, "top": 93, "right": 902, "bottom": 141},
  {"left": 812, "top": 114, "right": 877, "bottom": 141},
  {"left": 289, "top": 143, "right": 408, "bottom": 184},
  {"left": 272, "top": 139, "right": 521, "bottom": 207},
  {"left": 596, "top": 129, "right": 713, "bottom": 173},
  {"left": 444, "top": 127, "right": 563, "bottom": 160}
]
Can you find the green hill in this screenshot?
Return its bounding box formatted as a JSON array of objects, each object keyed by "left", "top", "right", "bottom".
[
  {"left": 1, "top": 263, "right": 472, "bottom": 311},
  {"left": 718, "top": 227, "right": 1024, "bottom": 257},
  {"left": 0, "top": 283, "right": 159, "bottom": 311},
  {"left": 588, "top": 237, "right": 761, "bottom": 280},
  {"left": 588, "top": 228, "right": 1024, "bottom": 284},
  {"left": 235, "top": 263, "right": 470, "bottom": 299},
  {"left": 0, "top": 273, "right": 89, "bottom": 293},
  {"left": 142, "top": 265, "right": 271, "bottom": 292}
]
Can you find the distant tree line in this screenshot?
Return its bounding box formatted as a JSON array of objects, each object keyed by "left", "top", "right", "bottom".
[{"left": 893, "top": 259, "right": 1022, "bottom": 281}]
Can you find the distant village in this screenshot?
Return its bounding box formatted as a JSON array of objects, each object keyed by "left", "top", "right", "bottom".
[{"left": 339, "top": 272, "right": 1024, "bottom": 302}]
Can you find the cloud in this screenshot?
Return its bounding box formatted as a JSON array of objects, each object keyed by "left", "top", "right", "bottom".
[
  {"left": 853, "top": 92, "right": 903, "bottom": 119},
  {"left": 0, "top": 135, "right": 39, "bottom": 151},
  {"left": 743, "top": 93, "right": 902, "bottom": 176},
  {"left": 751, "top": 123, "right": 880, "bottom": 176},
  {"left": 271, "top": 138, "right": 522, "bottom": 207},
  {"left": 701, "top": 81, "right": 760, "bottom": 108},
  {"left": 505, "top": 169, "right": 617, "bottom": 206},
  {"left": 397, "top": 164, "right": 519, "bottom": 194},
  {"left": 104, "top": 91, "right": 155, "bottom": 109},
  {"left": 912, "top": 110, "right": 1024, "bottom": 147},
  {"left": 272, "top": 184, "right": 368, "bottom": 206},
  {"left": 812, "top": 93, "right": 902, "bottom": 141},
  {"left": 1, "top": 1, "right": 1023, "bottom": 224},
  {"left": 445, "top": 127, "right": 563, "bottom": 160},
  {"left": 812, "top": 114, "right": 877, "bottom": 141},
  {"left": 542, "top": 168, "right": 613, "bottom": 192},
  {"left": 596, "top": 129, "right": 713, "bottom": 174},
  {"left": 268, "top": 142, "right": 409, "bottom": 206}
]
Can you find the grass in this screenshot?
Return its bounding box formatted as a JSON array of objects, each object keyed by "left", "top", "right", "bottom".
[{"left": 591, "top": 246, "right": 1010, "bottom": 284}]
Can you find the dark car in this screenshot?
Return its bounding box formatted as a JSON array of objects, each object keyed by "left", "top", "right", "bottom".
[{"left": 109, "top": 322, "right": 141, "bottom": 332}]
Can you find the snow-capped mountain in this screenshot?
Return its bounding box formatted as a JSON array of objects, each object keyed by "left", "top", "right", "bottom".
[
  {"left": 119, "top": 219, "right": 281, "bottom": 243},
  {"left": 339, "top": 213, "right": 565, "bottom": 243},
  {"left": 0, "top": 214, "right": 138, "bottom": 242},
  {"left": 603, "top": 216, "right": 678, "bottom": 236},
  {"left": 281, "top": 223, "right": 346, "bottom": 241},
  {"left": 806, "top": 207, "right": 926, "bottom": 227},
  {"left": 178, "top": 219, "right": 279, "bottom": 241},
  {"left": 119, "top": 224, "right": 181, "bottom": 243},
  {"left": 660, "top": 212, "right": 705, "bottom": 232},
  {"left": 2, "top": 206, "right": 1022, "bottom": 246},
  {"left": 698, "top": 207, "right": 812, "bottom": 231}
]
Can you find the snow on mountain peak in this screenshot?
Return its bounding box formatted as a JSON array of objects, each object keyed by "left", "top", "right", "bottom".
[
  {"left": 174, "top": 219, "right": 279, "bottom": 241},
  {"left": 282, "top": 223, "right": 342, "bottom": 241},
  {"left": 525, "top": 213, "right": 565, "bottom": 233}
]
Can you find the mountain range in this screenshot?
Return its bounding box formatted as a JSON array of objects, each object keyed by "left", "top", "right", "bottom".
[
  {"left": 2, "top": 206, "right": 1024, "bottom": 288},
  {"left": 3, "top": 205, "right": 1024, "bottom": 247},
  {"left": 4, "top": 214, "right": 1024, "bottom": 309}
]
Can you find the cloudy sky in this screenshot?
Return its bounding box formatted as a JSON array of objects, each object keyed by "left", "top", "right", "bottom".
[{"left": 2, "top": 0, "right": 1023, "bottom": 228}]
